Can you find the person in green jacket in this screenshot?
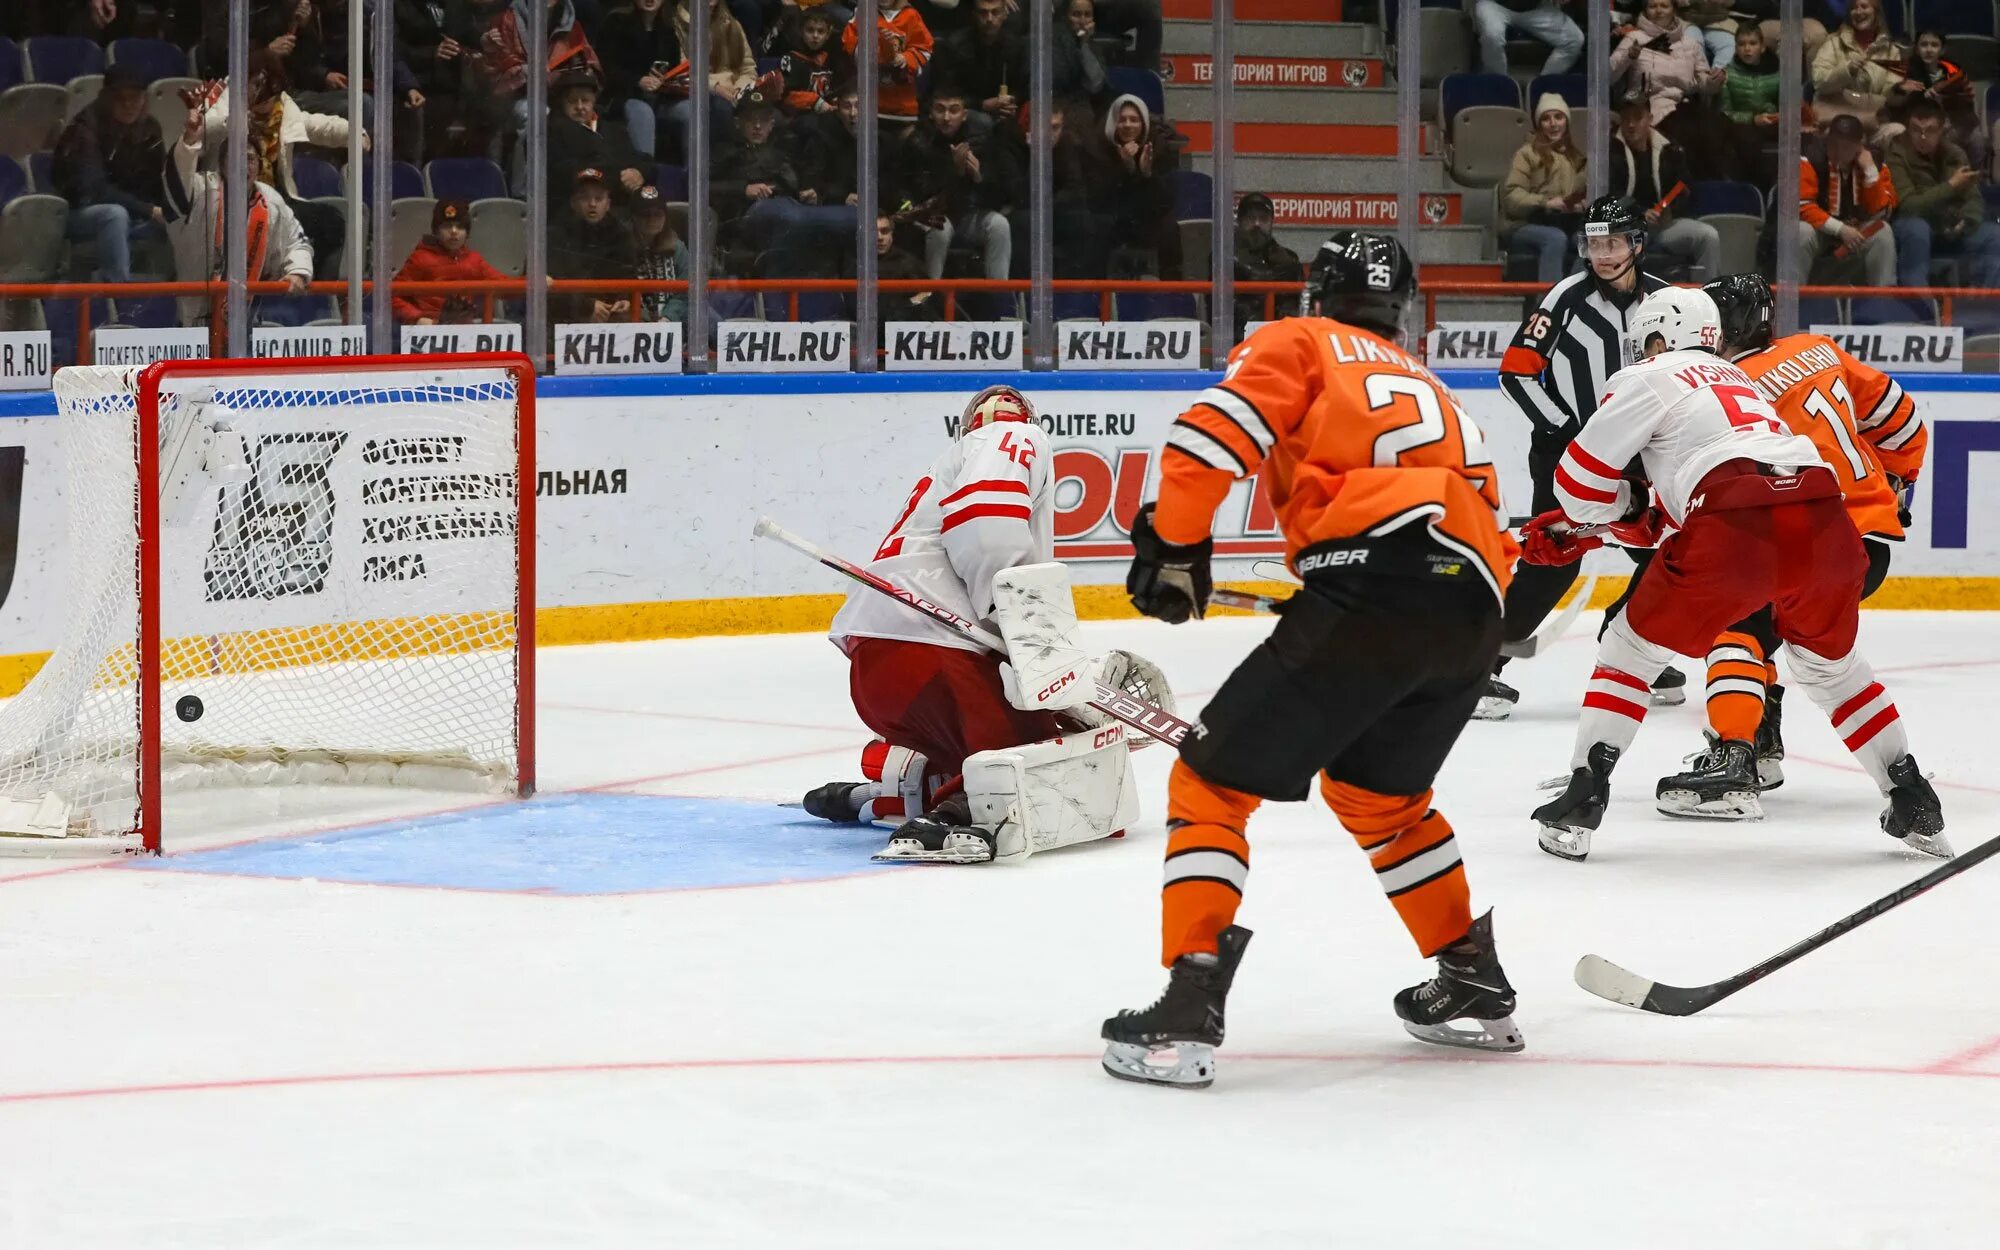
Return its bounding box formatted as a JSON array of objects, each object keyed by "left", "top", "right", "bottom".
[
  {"left": 1720, "top": 24, "right": 1782, "bottom": 188},
  {"left": 1886, "top": 98, "right": 2000, "bottom": 288}
]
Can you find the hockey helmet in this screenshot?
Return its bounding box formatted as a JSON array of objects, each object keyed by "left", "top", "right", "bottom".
[
  {"left": 1576, "top": 195, "right": 1647, "bottom": 271},
  {"left": 1301, "top": 229, "right": 1416, "bottom": 340},
  {"left": 961, "top": 385, "right": 1035, "bottom": 437},
  {"left": 1703, "top": 272, "right": 1775, "bottom": 353},
  {"left": 1629, "top": 287, "right": 1723, "bottom": 358}
]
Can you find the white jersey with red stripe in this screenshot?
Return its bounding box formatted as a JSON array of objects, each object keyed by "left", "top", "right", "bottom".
[
  {"left": 1552, "top": 348, "right": 1826, "bottom": 527},
  {"left": 830, "top": 419, "right": 1054, "bottom": 655}
]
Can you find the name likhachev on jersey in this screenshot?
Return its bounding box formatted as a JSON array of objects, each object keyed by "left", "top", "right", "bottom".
[
  {"left": 1552, "top": 350, "right": 1827, "bottom": 527},
  {"left": 830, "top": 420, "right": 1055, "bottom": 653}
]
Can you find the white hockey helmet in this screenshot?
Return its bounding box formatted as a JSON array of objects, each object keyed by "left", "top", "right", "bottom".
[
  {"left": 1629, "top": 287, "right": 1722, "bottom": 359},
  {"left": 961, "top": 385, "right": 1035, "bottom": 437}
]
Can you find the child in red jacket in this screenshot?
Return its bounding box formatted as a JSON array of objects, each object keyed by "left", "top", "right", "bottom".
[{"left": 392, "top": 200, "right": 509, "bottom": 325}]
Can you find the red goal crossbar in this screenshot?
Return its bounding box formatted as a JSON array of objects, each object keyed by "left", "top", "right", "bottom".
[{"left": 130, "top": 354, "right": 538, "bottom": 852}]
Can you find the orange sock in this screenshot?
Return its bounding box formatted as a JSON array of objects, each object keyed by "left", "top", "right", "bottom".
[
  {"left": 1161, "top": 759, "right": 1259, "bottom": 966},
  {"left": 1706, "top": 630, "right": 1768, "bottom": 743},
  {"left": 1322, "top": 778, "right": 1471, "bottom": 957}
]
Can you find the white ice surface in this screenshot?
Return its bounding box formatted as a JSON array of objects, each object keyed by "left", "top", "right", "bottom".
[{"left": 0, "top": 612, "right": 1996, "bottom": 1249}]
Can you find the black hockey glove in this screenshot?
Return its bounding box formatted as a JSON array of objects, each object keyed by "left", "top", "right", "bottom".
[{"left": 1127, "top": 503, "right": 1213, "bottom": 624}]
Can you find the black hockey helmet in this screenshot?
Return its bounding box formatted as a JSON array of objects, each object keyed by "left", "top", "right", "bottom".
[
  {"left": 1703, "top": 272, "right": 1775, "bottom": 353},
  {"left": 1575, "top": 195, "right": 1647, "bottom": 271},
  {"left": 1301, "top": 229, "right": 1415, "bottom": 340}
]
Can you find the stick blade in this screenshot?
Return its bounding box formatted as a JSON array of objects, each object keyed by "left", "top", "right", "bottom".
[
  {"left": 1574, "top": 954, "right": 1714, "bottom": 1017},
  {"left": 751, "top": 515, "right": 780, "bottom": 539}
]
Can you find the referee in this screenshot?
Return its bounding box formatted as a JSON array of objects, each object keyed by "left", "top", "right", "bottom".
[{"left": 1478, "top": 196, "right": 1684, "bottom": 719}]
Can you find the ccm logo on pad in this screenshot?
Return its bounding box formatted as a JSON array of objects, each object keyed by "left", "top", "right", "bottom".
[
  {"left": 1294, "top": 548, "right": 1369, "bottom": 574},
  {"left": 1039, "top": 671, "right": 1078, "bottom": 700}
]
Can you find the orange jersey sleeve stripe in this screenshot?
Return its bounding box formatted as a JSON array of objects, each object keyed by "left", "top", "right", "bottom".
[{"left": 1154, "top": 445, "right": 1239, "bottom": 545}]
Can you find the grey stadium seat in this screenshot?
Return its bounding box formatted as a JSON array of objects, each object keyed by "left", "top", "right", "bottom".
[
  {"left": 386, "top": 196, "right": 437, "bottom": 275},
  {"left": 65, "top": 73, "right": 101, "bottom": 123},
  {"left": 1448, "top": 107, "right": 1528, "bottom": 188},
  {"left": 0, "top": 84, "right": 69, "bottom": 157},
  {"left": 469, "top": 198, "right": 527, "bottom": 278},
  {"left": 1702, "top": 213, "right": 1764, "bottom": 281},
  {"left": 0, "top": 194, "right": 68, "bottom": 282},
  {"left": 145, "top": 77, "right": 198, "bottom": 147}
]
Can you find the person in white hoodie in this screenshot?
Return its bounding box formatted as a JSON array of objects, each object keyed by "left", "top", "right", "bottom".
[
  {"left": 1101, "top": 92, "right": 1180, "bottom": 278},
  {"left": 162, "top": 86, "right": 314, "bottom": 339}
]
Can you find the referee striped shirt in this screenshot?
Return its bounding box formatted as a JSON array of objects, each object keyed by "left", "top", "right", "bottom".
[{"left": 1499, "top": 271, "right": 1670, "bottom": 438}]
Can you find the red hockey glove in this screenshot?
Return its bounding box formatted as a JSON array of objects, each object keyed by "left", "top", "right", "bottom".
[
  {"left": 1607, "top": 498, "right": 1668, "bottom": 548},
  {"left": 1519, "top": 509, "right": 1603, "bottom": 567}
]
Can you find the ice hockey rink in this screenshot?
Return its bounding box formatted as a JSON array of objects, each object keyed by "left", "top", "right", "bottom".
[{"left": 0, "top": 609, "right": 1995, "bottom": 1249}]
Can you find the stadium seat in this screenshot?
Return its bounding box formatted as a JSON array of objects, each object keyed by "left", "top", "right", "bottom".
[
  {"left": 23, "top": 37, "right": 104, "bottom": 85},
  {"left": 1796, "top": 296, "right": 1846, "bottom": 326},
  {"left": 469, "top": 197, "right": 527, "bottom": 277},
  {"left": 111, "top": 295, "right": 178, "bottom": 329},
  {"left": 0, "top": 37, "right": 21, "bottom": 94},
  {"left": 0, "top": 84, "right": 69, "bottom": 157},
  {"left": 1526, "top": 73, "right": 1586, "bottom": 110},
  {"left": 425, "top": 157, "right": 508, "bottom": 202},
  {"left": 255, "top": 295, "right": 336, "bottom": 327},
  {"left": 1441, "top": 73, "right": 1521, "bottom": 128},
  {"left": 1704, "top": 214, "right": 1764, "bottom": 278},
  {"left": 1053, "top": 292, "right": 1101, "bottom": 320},
  {"left": 65, "top": 73, "right": 102, "bottom": 124},
  {"left": 0, "top": 156, "right": 24, "bottom": 209},
  {"left": 353, "top": 160, "right": 427, "bottom": 204},
  {"left": 1170, "top": 169, "right": 1212, "bottom": 222},
  {"left": 1106, "top": 67, "right": 1166, "bottom": 120},
  {"left": 1178, "top": 219, "right": 1211, "bottom": 284},
  {"left": 1947, "top": 33, "right": 2000, "bottom": 81},
  {"left": 26, "top": 151, "right": 51, "bottom": 192},
  {"left": 292, "top": 155, "right": 343, "bottom": 200},
  {"left": 1447, "top": 108, "right": 1529, "bottom": 188},
  {"left": 652, "top": 163, "right": 689, "bottom": 201},
  {"left": 1114, "top": 288, "right": 1200, "bottom": 321},
  {"left": 1963, "top": 331, "right": 2000, "bottom": 373},
  {"left": 792, "top": 291, "right": 846, "bottom": 321},
  {"left": 1913, "top": 0, "right": 1987, "bottom": 35},
  {"left": 1415, "top": 4, "right": 1471, "bottom": 85},
  {"left": 387, "top": 197, "right": 437, "bottom": 272},
  {"left": 1689, "top": 180, "right": 1762, "bottom": 218},
  {"left": 107, "top": 37, "right": 190, "bottom": 86},
  {"left": 146, "top": 76, "right": 199, "bottom": 143},
  {"left": 0, "top": 195, "right": 70, "bottom": 283}
]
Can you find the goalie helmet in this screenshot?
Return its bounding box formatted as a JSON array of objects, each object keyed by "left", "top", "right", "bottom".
[
  {"left": 1629, "top": 287, "right": 1722, "bottom": 358},
  {"left": 961, "top": 385, "right": 1035, "bottom": 438}
]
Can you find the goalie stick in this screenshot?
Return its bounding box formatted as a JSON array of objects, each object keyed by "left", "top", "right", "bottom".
[
  {"left": 751, "top": 516, "right": 1195, "bottom": 747},
  {"left": 1575, "top": 830, "right": 2000, "bottom": 1016}
]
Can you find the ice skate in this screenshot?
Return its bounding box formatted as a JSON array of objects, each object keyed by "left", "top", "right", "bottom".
[
  {"left": 871, "top": 794, "right": 996, "bottom": 864},
  {"left": 1754, "top": 686, "right": 1785, "bottom": 790},
  {"left": 1101, "top": 926, "right": 1252, "bottom": 1089},
  {"left": 1393, "top": 911, "right": 1524, "bottom": 1053},
  {"left": 801, "top": 781, "right": 865, "bottom": 823},
  {"left": 1533, "top": 743, "right": 1618, "bottom": 861},
  {"left": 1881, "top": 755, "right": 1951, "bottom": 859},
  {"left": 1656, "top": 738, "right": 1764, "bottom": 821},
  {"left": 1650, "top": 665, "right": 1687, "bottom": 706},
  {"left": 1472, "top": 676, "right": 1519, "bottom": 721}
]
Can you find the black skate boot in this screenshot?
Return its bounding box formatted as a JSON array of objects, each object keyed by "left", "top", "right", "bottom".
[
  {"left": 1101, "top": 925, "right": 1253, "bottom": 1089},
  {"left": 1656, "top": 738, "right": 1763, "bottom": 821},
  {"left": 1472, "top": 676, "right": 1519, "bottom": 722},
  {"left": 871, "top": 793, "right": 996, "bottom": 864},
  {"left": 1394, "top": 910, "right": 1525, "bottom": 1053},
  {"left": 1533, "top": 743, "right": 1618, "bottom": 861},
  {"left": 1881, "top": 755, "right": 1951, "bottom": 859},
  {"left": 1754, "top": 686, "right": 1786, "bottom": 790},
  {"left": 801, "top": 781, "right": 865, "bottom": 823},
  {"left": 1650, "top": 665, "right": 1688, "bottom": 706}
]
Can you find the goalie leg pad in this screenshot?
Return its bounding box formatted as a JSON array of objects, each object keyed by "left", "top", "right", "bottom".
[
  {"left": 964, "top": 726, "right": 1141, "bottom": 864},
  {"left": 855, "top": 739, "right": 949, "bottom": 828}
]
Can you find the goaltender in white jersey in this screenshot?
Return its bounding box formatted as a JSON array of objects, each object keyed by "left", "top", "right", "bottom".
[{"left": 804, "top": 385, "right": 1175, "bottom": 865}]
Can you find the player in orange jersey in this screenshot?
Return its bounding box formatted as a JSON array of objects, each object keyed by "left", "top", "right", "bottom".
[
  {"left": 1099, "top": 231, "right": 1525, "bottom": 1090},
  {"left": 1653, "top": 273, "right": 1930, "bottom": 819}
]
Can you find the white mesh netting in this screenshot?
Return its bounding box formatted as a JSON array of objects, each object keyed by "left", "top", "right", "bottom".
[{"left": 0, "top": 362, "right": 525, "bottom": 847}]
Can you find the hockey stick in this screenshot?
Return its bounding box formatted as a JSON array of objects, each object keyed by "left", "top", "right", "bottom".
[
  {"left": 1210, "top": 587, "right": 1285, "bottom": 614},
  {"left": 752, "top": 516, "right": 1195, "bottom": 747},
  {"left": 1575, "top": 831, "right": 2000, "bottom": 1016},
  {"left": 1499, "top": 573, "right": 1599, "bottom": 659}
]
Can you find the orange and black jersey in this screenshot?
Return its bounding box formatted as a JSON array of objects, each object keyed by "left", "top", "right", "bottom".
[
  {"left": 1732, "top": 333, "right": 1928, "bottom": 541},
  {"left": 1156, "top": 316, "right": 1518, "bottom": 604}
]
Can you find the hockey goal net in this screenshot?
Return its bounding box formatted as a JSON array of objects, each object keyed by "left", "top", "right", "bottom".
[{"left": 0, "top": 354, "right": 536, "bottom": 853}]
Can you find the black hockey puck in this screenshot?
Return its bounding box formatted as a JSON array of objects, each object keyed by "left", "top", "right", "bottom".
[{"left": 175, "top": 695, "right": 204, "bottom": 723}]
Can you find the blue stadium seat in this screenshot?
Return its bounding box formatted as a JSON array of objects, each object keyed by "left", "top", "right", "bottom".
[
  {"left": 0, "top": 37, "right": 21, "bottom": 94},
  {"left": 1526, "top": 73, "right": 1586, "bottom": 110},
  {"left": 1690, "top": 179, "right": 1762, "bottom": 218},
  {"left": 107, "top": 38, "right": 189, "bottom": 85},
  {"left": 291, "top": 155, "right": 342, "bottom": 199},
  {"left": 1106, "top": 67, "right": 1165, "bottom": 120},
  {"left": 26, "top": 151, "right": 52, "bottom": 193},
  {"left": 23, "top": 36, "right": 104, "bottom": 85},
  {"left": 1114, "top": 289, "right": 1198, "bottom": 321},
  {"left": 356, "top": 159, "right": 426, "bottom": 204},
  {"left": 0, "top": 156, "right": 24, "bottom": 208},
  {"left": 1053, "top": 292, "right": 1101, "bottom": 320},
  {"left": 1170, "top": 169, "right": 1212, "bottom": 222},
  {"left": 792, "top": 291, "right": 846, "bottom": 320},
  {"left": 1440, "top": 72, "right": 1520, "bottom": 129},
  {"left": 425, "top": 157, "right": 508, "bottom": 202},
  {"left": 653, "top": 163, "right": 689, "bottom": 200},
  {"left": 1912, "top": 0, "right": 1982, "bottom": 34},
  {"left": 255, "top": 294, "right": 335, "bottom": 327}
]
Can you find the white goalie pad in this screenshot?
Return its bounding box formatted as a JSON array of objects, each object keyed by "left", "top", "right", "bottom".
[
  {"left": 965, "top": 726, "right": 1141, "bottom": 865},
  {"left": 992, "top": 562, "right": 1097, "bottom": 714}
]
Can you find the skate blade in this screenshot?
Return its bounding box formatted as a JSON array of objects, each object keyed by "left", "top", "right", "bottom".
[
  {"left": 1757, "top": 759, "right": 1784, "bottom": 790},
  {"left": 1655, "top": 789, "right": 1764, "bottom": 821},
  {"left": 1896, "top": 831, "right": 1955, "bottom": 860},
  {"left": 870, "top": 836, "right": 993, "bottom": 865},
  {"left": 1536, "top": 822, "right": 1591, "bottom": 862},
  {"left": 1649, "top": 687, "right": 1687, "bottom": 707},
  {"left": 1471, "top": 698, "right": 1513, "bottom": 722},
  {"left": 1101, "top": 1041, "right": 1216, "bottom": 1089},
  {"left": 1401, "top": 1014, "right": 1525, "bottom": 1054}
]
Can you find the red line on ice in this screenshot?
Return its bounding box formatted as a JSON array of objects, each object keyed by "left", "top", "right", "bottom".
[
  {"left": 0, "top": 1048, "right": 1995, "bottom": 1108},
  {"left": 1923, "top": 1034, "right": 2000, "bottom": 1074}
]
